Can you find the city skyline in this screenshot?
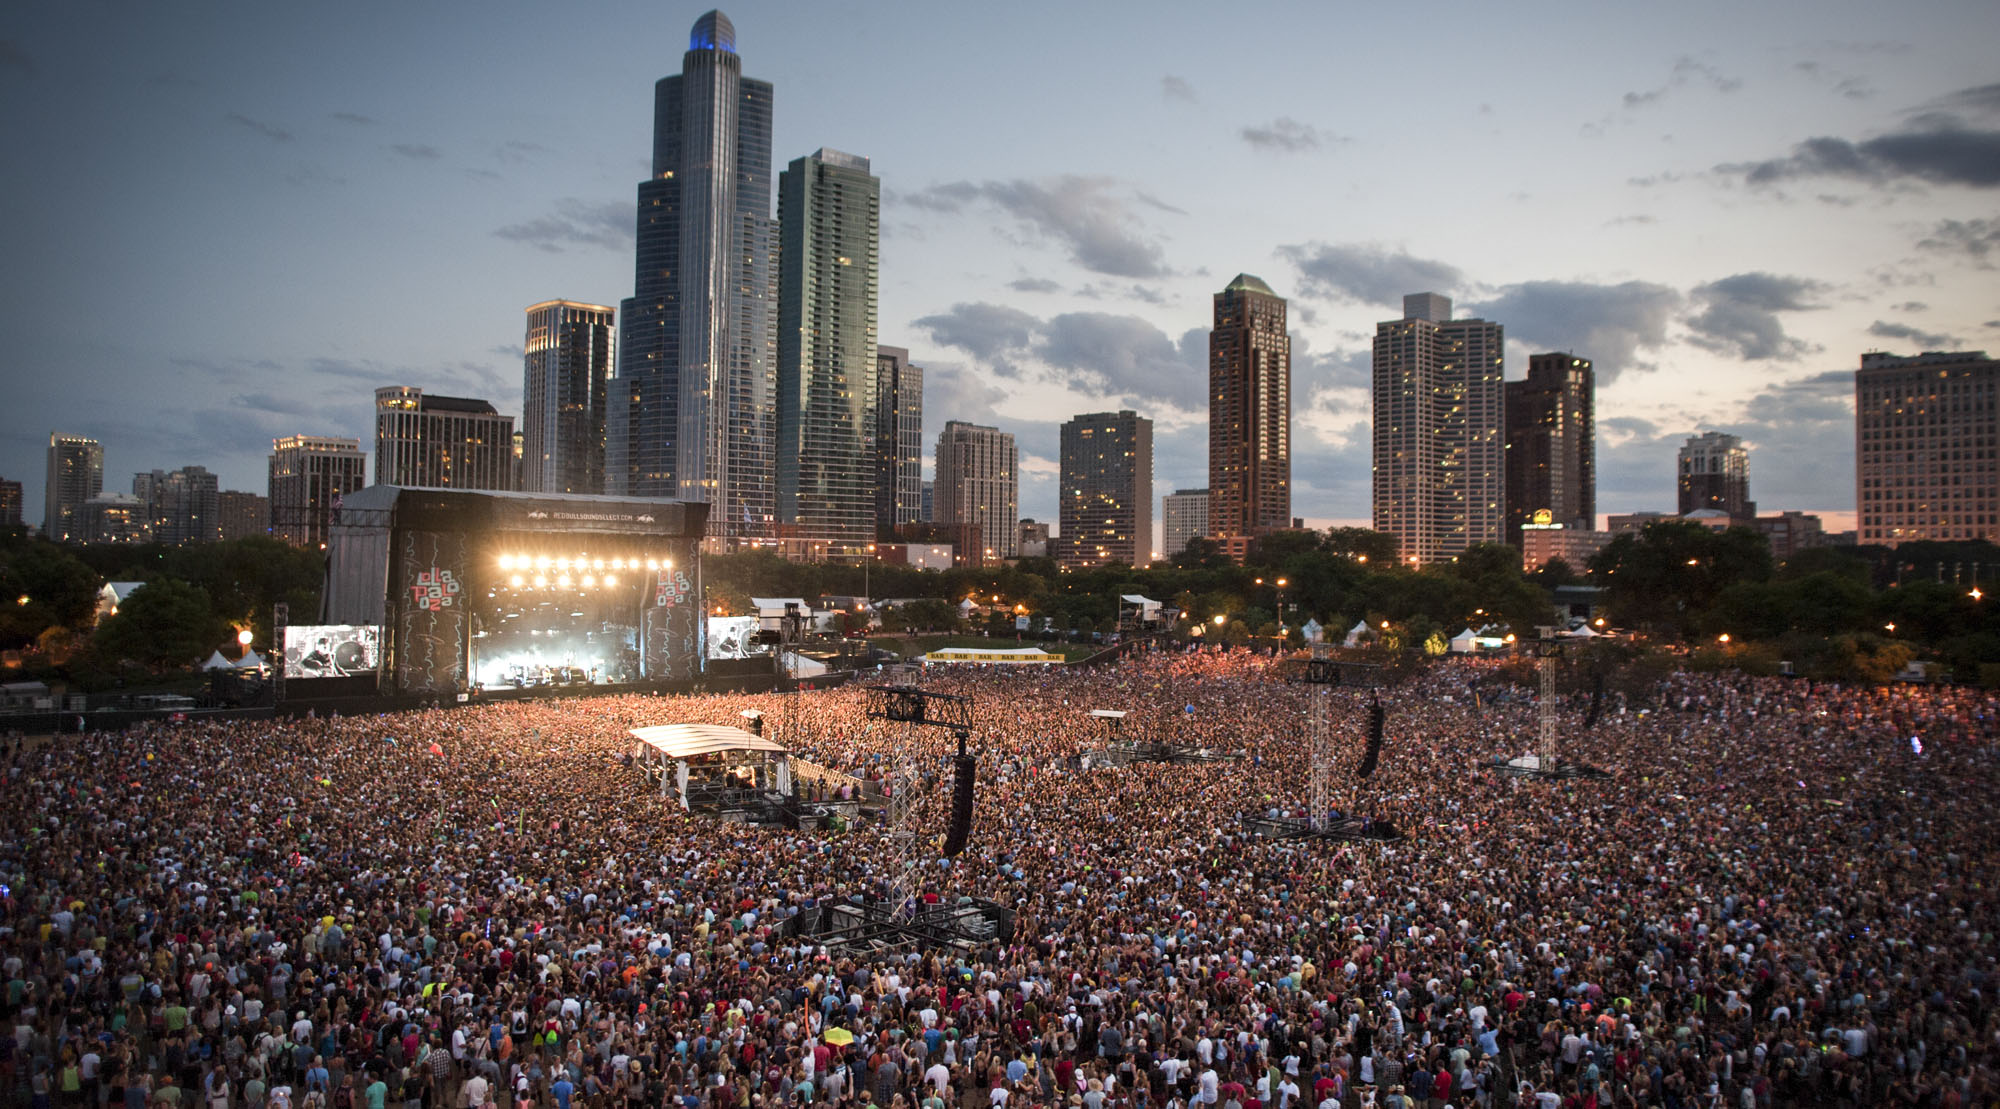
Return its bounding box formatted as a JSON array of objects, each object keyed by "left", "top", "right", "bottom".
[{"left": 4, "top": 2, "right": 1996, "bottom": 534}]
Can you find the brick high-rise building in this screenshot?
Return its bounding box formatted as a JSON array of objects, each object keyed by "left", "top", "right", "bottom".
[
  {"left": 133, "top": 466, "right": 221, "bottom": 545},
  {"left": 1372, "top": 293, "right": 1504, "bottom": 565},
  {"left": 1058, "top": 410, "right": 1153, "bottom": 568},
  {"left": 1856, "top": 349, "right": 1998, "bottom": 545},
  {"left": 1208, "top": 275, "right": 1291, "bottom": 546},
  {"left": 1677, "top": 431, "right": 1754, "bottom": 519},
  {"left": 1504, "top": 353, "right": 1594, "bottom": 547},
  {"left": 0, "top": 477, "right": 22, "bottom": 530},
  {"left": 217, "top": 491, "right": 269, "bottom": 542},
  {"left": 934, "top": 421, "right": 1017, "bottom": 565}
]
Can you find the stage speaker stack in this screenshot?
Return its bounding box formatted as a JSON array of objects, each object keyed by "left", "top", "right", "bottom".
[
  {"left": 1357, "top": 698, "right": 1385, "bottom": 779},
  {"left": 941, "top": 753, "right": 977, "bottom": 857}
]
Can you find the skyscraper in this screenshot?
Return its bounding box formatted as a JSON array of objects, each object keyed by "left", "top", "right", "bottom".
[
  {"left": 1162, "top": 488, "right": 1210, "bottom": 557},
  {"left": 44, "top": 433, "right": 103, "bottom": 543},
  {"left": 375, "top": 386, "right": 516, "bottom": 491},
  {"left": 1503, "top": 353, "right": 1595, "bottom": 547},
  {"left": 133, "top": 465, "right": 221, "bottom": 545},
  {"left": 608, "top": 9, "right": 776, "bottom": 542},
  {"left": 1208, "top": 275, "right": 1291, "bottom": 548},
  {"left": 0, "top": 478, "right": 20, "bottom": 530},
  {"left": 1856, "top": 349, "right": 1998, "bottom": 545},
  {"left": 1677, "top": 431, "right": 1754, "bottom": 519},
  {"left": 217, "top": 490, "right": 269, "bottom": 542},
  {"left": 776, "top": 148, "right": 879, "bottom": 542},
  {"left": 268, "top": 435, "right": 367, "bottom": 549},
  {"left": 875, "top": 346, "right": 924, "bottom": 540},
  {"left": 522, "top": 301, "right": 613, "bottom": 495},
  {"left": 935, "top": 421, "right": 1017, "bottom": 565},
  {"left": 1059, "top": 410, "right": 1153, "bottom": 568},
  {"left": 1372, "top": 293, "right": 1505, "bottom": 564}
]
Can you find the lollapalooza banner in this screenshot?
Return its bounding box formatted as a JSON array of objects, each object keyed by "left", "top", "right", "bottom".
[
  {"left": 641, "top": 559, "right": 699, "bottom": 680},
  {"left": 393, "top": 529, "right": 469, "bottom": 695}
]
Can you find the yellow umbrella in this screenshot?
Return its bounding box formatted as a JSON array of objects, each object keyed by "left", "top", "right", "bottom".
[{"left": 824, "top": 1028, "right": 855, "bottom": 1046}]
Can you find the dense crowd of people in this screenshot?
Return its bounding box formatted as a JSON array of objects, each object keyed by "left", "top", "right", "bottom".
[{"left": 2, "top": 647, "right": 1996, "bottom": 1109}]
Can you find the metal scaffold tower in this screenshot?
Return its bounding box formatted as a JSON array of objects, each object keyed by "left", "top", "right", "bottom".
[{"left": 1307, "top": 643, "right": 1336, "bottom": 830}]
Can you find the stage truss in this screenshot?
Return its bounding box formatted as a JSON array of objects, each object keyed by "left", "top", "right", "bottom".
[
  {"left": 863, "top": 685, "right": 977, "bottom": 927},
  {"left": 1486, "top": 629, "right": 1610, "bottom": 781}
]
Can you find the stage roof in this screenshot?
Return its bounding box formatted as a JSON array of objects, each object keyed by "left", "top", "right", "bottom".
[{"left": 629, "top": 723, "right": 789, "bottom": 760}]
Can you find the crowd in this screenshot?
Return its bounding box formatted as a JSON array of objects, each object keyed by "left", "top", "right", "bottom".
[{"left": 1, "top": 646, "right": 1996, "bottom": 1109}]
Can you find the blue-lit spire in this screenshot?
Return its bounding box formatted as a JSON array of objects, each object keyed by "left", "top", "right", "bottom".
[{"left": 689, "top": 10, "right": 736, "bottom": 53}]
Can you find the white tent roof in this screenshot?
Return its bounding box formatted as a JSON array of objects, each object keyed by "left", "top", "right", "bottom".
[
  {"left": 1451, "top": 628, "right": 1479, "bottom": 643},
  {"left": 234, "top": 650, "right": 268, "bottom": 669},
  {"left": 1119, "top": 594, "right": 1160, "bottom": 605},
  {"left": 782, "top": 651, "right": 828, "bottom": 677},
  {"left": 628, "top": 724, "right": 789, "bottom": 760},
  {"left": 201, "top": 650, "right": 235, "bottom": 670},
  {"left": 1349, "top": 620, "right": 1370, "bottom": 634}
]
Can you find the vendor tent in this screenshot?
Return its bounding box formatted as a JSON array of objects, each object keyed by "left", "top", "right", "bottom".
[{"left": 201, "top": 650, "right": 235, "bottom": 671}]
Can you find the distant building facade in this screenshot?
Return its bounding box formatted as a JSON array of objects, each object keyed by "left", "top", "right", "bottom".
[
  {"left": 1163, "top": 488, "right": 1210, "bottom": 557},
  {"left": 1754, "top": 511, "right": 1828, "bottom": 561},
  {"left": 81, "top": 492, "right": 149, "bottom": 545},
  {"left": 875, "top": 346, "right": 924, "bottom": 539},
  {"left": 374, "top": 387, "right": 516, "bottom": 491},
  {"left": 1607, "top": 511, "right": 1671, "bottom": 535},
  {"left": 268, "top": 435, "right": 367, "bottom": 549},
  {"left": 1678, "top": 431, "right": 1754, "bottom": 519},
  {"left": 1018, "top": 519, "right": 1050, "bottom": 558},
  {"left": 133, "top": 466, "right": 221, "bottom": 545},
  {"left": 217, "top": 491, "right": 269, "bottom": 542},
  {"left": 1522, "top": 527, "right": 1613, "bottom": 573},
  {"left": 0, "top": 478, "right": 20, "bottom": 529},
  {"left": 934, "top": 421, "right": 1017, "bottom": 564},
  {"left": 1856, "top": 349, "right": 1998, "bottom": 545},
  {"left": 776, "top": 148, "right": 880, "bottom": 542},
  {"left": 1504, "top": 353, "right": 1594, "bottom": 548},
  {"left": 523, "top": 300, "right": 613, "bottom": 496},
  {"left": 1374, "top": 293, "right": 1504, "bottom": 564},
  {"left": 1209, "top": 275, "right": 1291, "bottom": 547},
  {"left": 44, "top": 433, "right": 103, "bottom": 543},
  {"left": 1059, "top": 409, "right": 1153, "bottom": 568}
]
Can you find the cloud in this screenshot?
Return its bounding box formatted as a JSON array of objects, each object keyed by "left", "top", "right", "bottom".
[
  {"left": 390, "top": 143, "right": 441, "bottom": 160},
  {"left": 1685, "top": 272, "right": 1826, "bottom": 361},
  {"left": 1621, "top": 55, "right": 1743, "bottom": 110},
  {"left": 496, "top": 140, "right": 545, "bottom": 164},
  {"left": 1722, "top": 372, "right": 1857, "bottom": 508},
  {"left": 225, "top": 113, "right": 292, "bottom": 142},
  {"left": 913, "top": 302, "right": 1206, "bottom": 410},
  {"left": 1916, "top": 217, "right": 2000, "bottom": 262},
  {"left": 1161, "top": 75, "right": 1195, "bottom": 102},
  {"left": 332, "top": 112, "right": 377, "bottom": 125},
  {"left": 1466, "top": 280, "right": 1682, "bottom": 383},
  {"left": 1720, "top": 83, "right": 2000, "bottom": 189},
  {"left": 919, "top": 362, "right": 1009, "bottom": 431},
  {"left": 899, "top": 176, "right": 1172, "bottom": 278},
  {"left": 1868, "top": 319, "right": 1958, "bottom": 349},
  {"left": 1279, "top": 242, "right": 1464, "bottom": 306},
  {"left": 232, "top": 392, "right": 321, "bottom": 419},
  {"left": 0, "top": 40, "right": 33, "bottom": 74},
  {"left": 493, "top": 198, "right": 632, "bottom": 253},
  {"left": 1241, "top": 117, "right": 1326, "bottom": 153},
  {"left": 912, "top": 303, "right": 1040, "bottom": 376},
  {"left": 1007, "top": 277, "right": 1061, "bottom": 294}
]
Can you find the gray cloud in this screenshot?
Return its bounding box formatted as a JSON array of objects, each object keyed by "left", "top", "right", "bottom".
[
  {"left": 1720, "top": 83, "right": 2000, "bottom": 188},
  {"left": 1720, "top": 373, "right": 1857, "bottom": 510},
  {"left": 0, "top": 40, "right": 34, "bottom": 74},
  {"left": 912, "top": 303, "right": 1039, "bottom": 376},
  {"left": 919, "top": 362, "right": 1009, "bottom": 433},
  {"left": 1241, "top": 117, "right": 1326, "bottom": 153},
  {"left": 332, "top": 112, "right": 376, "bottom": 125},
  {"left": 899, "top": 177, "right": 1172, "bottom": 278},
  {"left": 493, "top": 198, "right": 632, "bottom": 253},
  {"left": 1868, "top": 319, "right": 1959, "bottom": 349},
  {"left": 1916, "top": 216, "right": 2000, "bottom": 262},
  {"left": 1621, "top": 55, "right": 1743, "bottom": 109},
  {"left": 1913, "top": 82, "right": 2000, "bottom": 118},
  {"left": 1894, "top": 300, "right": 1929, "bottom": 312},
  {"left": 1684, "top": 272, "right": 1826, "bottom": 360},
  {"left": 1007, "top": 277, "right": 1061, "bottom": 294},
  {"left": 226, "top": 113, "right": 293, "bottom": 142},
  {"left": 1038, "top": 312, "right": 1207, "bottom": 409},
  {"left": 1465, "top": 280, "right": 1682, "bottom": 383},
  {"left": 390, "top": 143, "right": 441, "bottom": 160},
  {"left": 1161, "top": 75, "right": 1195, "bottom": 102},
  {"left": 1279, "top": 242, "right": 1464, "bottom": 306}
]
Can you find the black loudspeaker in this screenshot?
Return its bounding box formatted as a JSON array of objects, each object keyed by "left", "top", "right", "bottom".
[
  {"left": 1583, "top": 671, "right": 1605, "bottom": 728},
  {"left": 1357, "top": 698, "right": 1385, "bottom": 780},
  {"left": 941, "top": 753, "right": 977, "bottom": 857}
]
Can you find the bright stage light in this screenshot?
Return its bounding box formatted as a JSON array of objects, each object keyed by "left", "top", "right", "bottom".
[
  {"left": 592, "top": 558, "right": 604, "bottom": 571},
  {"left": 604, "top": 574, "right": 618, "bottom": 586},
  {"left": 557, "top": 575, "right": 572, "bottom": 588},
  {"left": 610, "top": 558, "right": 624, "bottom": 570},
  {"left": 535, "top": 556, "right": 551, "bottom": 570},
  {"left": 581, "top": 575, "right": 596, "bottom": 587},
  {"left": 646, "top": 558, "right": 660, "bottom": 571},
  {"left": 510, "top": 574, "right": 524, "bottom": 588},
  {"left": 533, "top": 575, "right": 548, "bottom": 588},
  {"left": 497, "top": 555, "right": 514, "bottom": 570},
  {"left": 556, "top": 558, "right": 570, "bottom": 570}
]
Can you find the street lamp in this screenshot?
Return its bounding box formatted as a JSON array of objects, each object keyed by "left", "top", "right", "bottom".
[{"left": 1717, "top": 633, "right": 1730, "bottom": 644}]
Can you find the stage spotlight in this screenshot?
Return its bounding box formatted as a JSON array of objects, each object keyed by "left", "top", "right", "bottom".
[
  {"left": 556, "top": 558, "right": 570, "bottom": 570},
  {"left": 592, "top": 558, "right": 604, "bottom": 571},
  {"left": 610, "top": 558, "right": 624, "bottom": 570},
  {"left": 510, "top": 574, "right": 524, "bottom": 588},
  {"left": 604, "top": 574, "right": 618, "bottom": 587},
  {"left": 646, "top": 558, "right": 660, "bottom": 571},
  {"left": 535, "top": 556, "right": 551, "bottom": 570},
  {"left": 498, "top": 555, "right": 514, "bottom": 570},
  {"left": 533, "top": 575, "right": 548, "bottom": 588},
  {"left": 557, "top": 575, "right": 572, "bottom": 588},
  {"left": 581, "top": 575, "right": 596, "bottom": 587}
]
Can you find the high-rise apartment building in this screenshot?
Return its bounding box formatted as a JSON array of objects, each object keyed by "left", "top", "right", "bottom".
[
  {"left": 522, "top": 301, "right": 613, "bottom": 496},
  {"left": 608, "top": 9, "right": 776, "bottom": 542},
  {"left": 1856, "top": 349, "right": 1999, "bottom": 545},
  {"left": 268, "top": 435, "right": 367, "bottom": 549},
  {"left": 81, "top": 493, "right": 149, "bottom": 545},
  {"left": 44, "top": 433, "right": 103, "bottom": 543},
  {"left": 1163, "top": 488, "right": 1210, "bottom": 557},
  {"left": 920, "top": 480, "right": 934, "bottom": 523},
  {"left": 776, "top": 148, "right": 879, "bottom": 541},
  {"left": 133, "top": 466, "right": 221, "bottom": 545},
  {"left": 934, "top": 421, "right": 1017, "bottom": 565},
  {"left": 375, "top": 387, "right": 516, "bottom": 491},
  {"left": 217, "top": 491, "right": 269, "bottom": 542},
  {"left": 1677, "top": 431, "right": 1754, "bottom": 519},
  {"left": 875, "top": 346, "right": 924, "bottom": 539},
  {"left": 1372, "top": 293, "right": 1505, "bottom": 564},
  {"left": 1209, "top": 275, "right": 1291, "bottom": 546},
  {"left": 1059, "top": 410, "right": 1153, "bottom": 568},
  {"left": 1504, "top": 353, "right": 1595, "bottom": 547},
  {"left": 0, "top": 478, "right": 20, "bottom": 529},
  {"left": 1019, "top": 519, "right": 1050, "bottom": 558}
]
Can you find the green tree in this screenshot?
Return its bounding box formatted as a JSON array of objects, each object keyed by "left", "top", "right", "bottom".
[
  {"left": 91, "top": 578, "right": 225, "bottom": 672},
  {"left": 1589, "top": 522, "right": 1773, "bottom": 640},
  {"left": 0, "top": 536, "right": 102, "bottom": 648},
  {"left": 1324, "top": 527, "right": 1399, "bottom": 564},
  {"left": 1171, "top": 537, "right": 1232, "bottom": 570}
]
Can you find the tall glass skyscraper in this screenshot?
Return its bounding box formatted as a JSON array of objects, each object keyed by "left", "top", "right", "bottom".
[
  {"left": 608, "top": 10, "right": 776, "bottom": 542},
  {"left": 522, "top": 301, "right": 614, "bottom": 495},
  {"left": 776, "top": 148, "right": 879, "bottom": 542},
  {"left": 875, "top": 346, "right": 925, "bottom": 539}
]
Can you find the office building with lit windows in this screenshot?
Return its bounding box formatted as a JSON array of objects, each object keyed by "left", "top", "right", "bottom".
[
  {"left": 1504, "top": 353, "right": 1594, "bottom": 548},
  {"left": 1677, "top": 431, "right": 1754, "bottom": 520},
  {"left": 1856, "top": 349, "right": 1999, "bottom": 545},
  {"left": 875, "top": 346, "right": 924, "bottom": 539},
  {"left": 268, "top": 435, "right": 367, "bottom": 549},
  {"left": 375, "top": 387, "right": 516, "bottom": 491},
  {"left": 523, "top": 301, "right": 613, "bottom": 496},
  {"left": 934, "top": 421, "right": 1017, "bottom": 565},
  {"left": 133, "top": 465, "right": 221, "bottom": 545},
  {"left": 44, "top": 433, "right": 103, "bottom": 543},
  {"left": 776, "top": 148, "right": 879, "bottom": 542},
  {"left": 1163, "top": 488, "right": 1210, "bottom": 557},
  {"left": 1372, "top": 293, "right": 1504, "bottom": 564},
  {"left": 1208, "top": 275, "right": 1291, "bottom": 550},
  {"left": 1058, "top": 410, "right": 1153, "bottom": 568}
]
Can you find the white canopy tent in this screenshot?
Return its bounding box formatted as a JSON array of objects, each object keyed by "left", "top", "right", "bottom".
[
  {"left": 200, "top": 650, "right": 235, "bottom": 671},
  {"left": 1449, "top": 628, "right": 1480, "bottom": 654},
  {"left": 1344, "top": 621, "right": 1371, "bottom": 648},
  {"left": 629, "top": 724, "right": 793, "bottom": 809},
  {"left": 233, "top": 650, "right": 268, "bottom": 670}
]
